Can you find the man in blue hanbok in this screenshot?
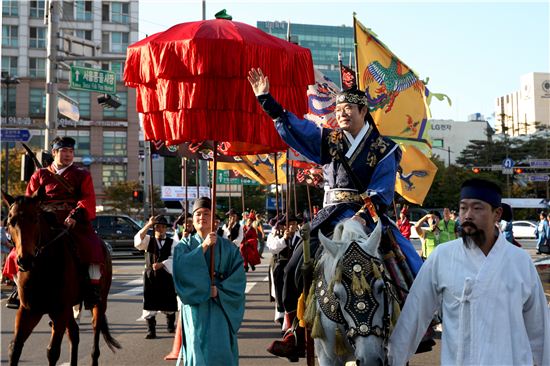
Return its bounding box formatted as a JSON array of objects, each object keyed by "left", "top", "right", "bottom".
[
  {"left": 248, "top": 68, "right": 425, "bottom": 360},
  {"left": 173, "top": 197, "right": 246, "bottom": 366}
]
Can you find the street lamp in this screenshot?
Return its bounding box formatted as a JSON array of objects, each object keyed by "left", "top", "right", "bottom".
[{"left": 1, "top": 72, "right": 20, "bottom": 192}]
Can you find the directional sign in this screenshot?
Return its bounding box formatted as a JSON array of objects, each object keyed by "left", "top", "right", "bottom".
[
  {"left": 527, "top": 174, "right": 550, "bottom": 182},
  {"left": 502, "top": 158, "right": 515, "bottom": 169},
  {"left": 216, "top": 170, "right": 259, "bottom": 185},
  {"left": 1, "top": 128, "right": 31, "bottom": 142},
  {"left": 529, "top": 159, "right": 550, "bottom": 168},
  {"left": 70, "top": 65, "right": 116, "bottom": 93}
]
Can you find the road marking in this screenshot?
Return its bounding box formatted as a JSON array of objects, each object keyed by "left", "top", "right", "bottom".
[{"left": 245, "top": 276, "right": 268, "bottom": 294}]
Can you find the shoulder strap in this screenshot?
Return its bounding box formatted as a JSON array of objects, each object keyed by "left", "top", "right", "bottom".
[{"left": 45, "top": 166, "right": 75, "bottom": 195}]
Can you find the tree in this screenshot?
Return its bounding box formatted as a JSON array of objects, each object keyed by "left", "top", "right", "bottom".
[
  {"left": 102, "top": 181, "right": 163, "bottom": 221},
  {"left": 2, "top": 147, "right": 33, "bottom": 196}
]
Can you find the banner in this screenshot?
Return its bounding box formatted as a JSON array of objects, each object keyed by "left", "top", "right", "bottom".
[
  {"left": 394, "top": 144, "right": 437, "bottom": 205},
  {"left": 355, "top": 18, "right": 432, "bottom": 156}
]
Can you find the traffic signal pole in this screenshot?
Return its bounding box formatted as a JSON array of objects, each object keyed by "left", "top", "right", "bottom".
[{"left": 44, "top": 0, "right": 60, "bottom": 150}]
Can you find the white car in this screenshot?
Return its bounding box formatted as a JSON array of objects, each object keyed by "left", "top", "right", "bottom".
[{"left": 511, "top": 220, "right": 536, "bottom": 239}]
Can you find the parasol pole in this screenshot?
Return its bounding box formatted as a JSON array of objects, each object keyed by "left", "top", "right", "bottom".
[
  {"left": 273, "top": 152, "right": 280, "bottom": 219},
  {"left": 183, "top": 157, "right": 188, "bottom": 218},
  {"left": 195, "top": 159, "right": 200, "bottom": 197},
  {"left": 228, "top": 177, "right": 232, "bottom": 210},
  {"left": 148, "top": 141, "right": 155, "bottom": 216},
  {"left": 393, "top": 200, "right": 399, "bottom": 221},
  {"left": 210, "top": 141, "right": 218, "bottom": 282}
]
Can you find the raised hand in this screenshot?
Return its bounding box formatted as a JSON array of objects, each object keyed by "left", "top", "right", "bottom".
[{"left": 247, "top": 68, "right": 270, "bottom": 96}]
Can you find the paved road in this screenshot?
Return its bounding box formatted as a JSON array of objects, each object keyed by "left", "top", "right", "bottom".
[{"left": 0, "top": 238, "right": 545, "bottom": 365}]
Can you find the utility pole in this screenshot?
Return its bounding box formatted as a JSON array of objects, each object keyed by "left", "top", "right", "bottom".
[
  {"left": 198, "top": 0, "right": 209, "bottom": 189},
  {"left": 500, "top": 97, "right": 511, "bottom": 197},
  {"left": 44, "top": 0, "right": 60, "bottom": 150}
]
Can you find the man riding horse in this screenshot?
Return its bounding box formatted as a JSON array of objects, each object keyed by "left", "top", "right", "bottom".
[
  {"left": 26, "top": 136, "right": 104, "bottom": 308},
  {"left": 247, "top": 68, "right": 425, "bottom": 360}
]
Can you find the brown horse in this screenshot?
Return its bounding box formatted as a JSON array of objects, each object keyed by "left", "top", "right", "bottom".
[{"left": 3, "top": 191, "right": 121, "bottom": 366}]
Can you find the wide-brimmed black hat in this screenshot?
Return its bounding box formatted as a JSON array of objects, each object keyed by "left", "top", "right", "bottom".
[{"left": 152, "top": 215, "right": 169, "bottom": 226}]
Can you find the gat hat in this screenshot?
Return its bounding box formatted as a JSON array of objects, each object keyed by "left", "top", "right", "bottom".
[
  {"left": 226, "top": 208, "right": 237, "bottom": 216},
  {"left": 192, "top": 197, "right": 211, "bottom": 213},
  {"left": 335, "top": 89, "right": 368, "bottom": 107},
  {"left": 152, "top": 215, "right": 169, "bottom": 226},
  {"left": 460, "top": 178, "right": 502, "bottom": 208},
  {"left": 51, "top": 136, "right": 76, "bottom": 150}
]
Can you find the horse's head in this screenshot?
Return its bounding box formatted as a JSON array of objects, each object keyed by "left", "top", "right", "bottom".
[
  {"left": 3, "top": 191, "right": 42, "bottom": 272},
  {"left": 330, "top": 220, "right": 394, "bottom": 365}
]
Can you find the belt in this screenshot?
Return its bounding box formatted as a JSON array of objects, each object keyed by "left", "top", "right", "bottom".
[
  {"left": 42, "top": 202, "right": 76, "bottom": 211},
  {"left": 323, "top": 188, "right": 362, "bottom": 207}
]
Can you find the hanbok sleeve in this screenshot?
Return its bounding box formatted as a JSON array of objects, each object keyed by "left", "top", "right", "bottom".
[
  {"left": 388, "top": 254, "right": 441, "bottom": 366},
  {"left": 363, "top": 147, "right": 400, "bottom": 207},
  {"left": 216, "top": 240, "right": 246, "bottom": 334},
  {"left": 522, "top": 262, "right": 550, "bottom": 366},
  {"left": 257, "top": 93, "right": 323, "bottom": 164},
  {"left": 172, "top": 237, "right": 211, "bottom": 305}
]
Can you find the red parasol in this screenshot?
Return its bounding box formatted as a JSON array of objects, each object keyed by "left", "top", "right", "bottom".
[{"left": 124, "top": 17, "right": 314, "bottom": 156}]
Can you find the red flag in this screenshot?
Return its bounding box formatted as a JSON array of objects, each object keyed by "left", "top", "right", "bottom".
[{"left": 340, "top": 64, "right": 357, "bottom": 90}]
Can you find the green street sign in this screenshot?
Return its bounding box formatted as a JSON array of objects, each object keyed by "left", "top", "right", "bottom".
[
  {"left": 70, "top": 66, "right": 116, "bottom": 93},
  {"left": 216, "top": 170, "right": 259, "bottom": 185}
]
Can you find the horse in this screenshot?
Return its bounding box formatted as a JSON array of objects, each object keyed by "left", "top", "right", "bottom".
[
  {"left": 305, "top": 218, "right": 400, "bottom": 365},
  {"left": 3, "top": 191, "right": 121, "bottom": 366}
]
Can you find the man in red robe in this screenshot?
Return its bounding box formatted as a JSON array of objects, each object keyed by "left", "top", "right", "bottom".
[
  {"left": 240, "top": 212, "right": 261, "bottom": 272},
  {"left": 26, "top": 136, "right": 104, "bottom": 307}
]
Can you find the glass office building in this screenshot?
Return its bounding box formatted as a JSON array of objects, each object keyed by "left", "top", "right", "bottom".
[{"left": 257, "top": 21, "right": 355, "bottom": 85}]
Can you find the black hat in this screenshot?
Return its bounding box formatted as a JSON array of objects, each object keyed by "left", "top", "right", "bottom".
[
  {"left": 335, "top": 89, "right": 368, "bottom": 106},
  {"left": 226, "top": 208, "right": 237, "bottom": 216},
  {"left": 192, "top": 197, "right": 211, "bottom": 213},
  {"left": 51, "top": 136, "right": 76, "bottom": 150},
  {"left": 152, "top": 215, "right": 169, "bottom": 226}
]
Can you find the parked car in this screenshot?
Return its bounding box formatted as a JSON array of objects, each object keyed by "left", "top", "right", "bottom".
[
  {"left": 512, "top": 220, "right": 537, "bottom": 239},
  {"left": 92, "top": 214, "right": 143, "bottom": 253},
  {"left": 409, "top": 221, "right": 428, "bottom": 240}
]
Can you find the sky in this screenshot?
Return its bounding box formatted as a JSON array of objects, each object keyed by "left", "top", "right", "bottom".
[{"left": 137, "top": 0, "right": 550, "bottom": 126}]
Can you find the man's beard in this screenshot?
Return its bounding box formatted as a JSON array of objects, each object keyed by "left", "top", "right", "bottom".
[{"left": 460, "top": 222, "right": 486, "bottom": 248}]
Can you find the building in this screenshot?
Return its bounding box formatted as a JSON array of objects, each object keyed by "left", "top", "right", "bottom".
[
  {"left": 1, "top": 0, "right": 140, "bottom": 204},
  {"left": 429, "top": 119, "right": 492, "bottom": 166},
  {"left": 256, "top": 20, "right": 354, "bottom": 84},
  {"left": 494, "top": 72, "right": 550, "bottom": 136}
]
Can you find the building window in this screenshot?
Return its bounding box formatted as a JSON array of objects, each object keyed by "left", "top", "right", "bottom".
[
  {"left": 2, "top": 56, "right": 18, "bottom": 76},
  {"left": 103, "top": 91, "right": 127, "bottom": 119},
  {"left": 103, "top": 2, "right": 129, "bottom": 24},
  {"left": 1, "top": 87, "right": 17, "bottom": 117},
  {"left": 75, "top": 0, "right": 92, "bottom": 21},
  {"left": 62, "top": 0, "right": 74, "bottom": 20},
  {"left": 65, "top": 89, "right": 90, "bottom": 118},
  {"left": 30, "top": 27, "right": 47, "bottom": 48},
  {"left": 101, "top": 61, "right": 124, "bottom": 82},
  {"left": 102, "top": 31, "right": 128, "bottom": 53},
  {"left": 74, "top": 29, "right": 92, "bottom": 41},
  {"left": 29, "top": 88, "right": 46, "bottom": 117},
  {"left": 2, "top": 0, "right": 18, "bottom": 16},
  {"left": 2, "top": 25, "right": 18, "bottom": 47},
  {"left": 29, "top": 0, "right": 45, "bottom": 18},
  {"left": 432, "top": 139, "right": 444, "bottom": 148},
  {"left": 29, "top": 57, "right": 46, "bottom": 78},
  {"left": 59, "top": 129, "right": 91, "bottom": 156},
  {"left": 102, "top": 164, "right": 127, "bottom": 187},
  {"left": 103, "top": 131, "right": 127, "bottom": 156}
]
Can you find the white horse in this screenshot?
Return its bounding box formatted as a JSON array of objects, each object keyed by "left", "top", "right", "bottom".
[{"left": 305, "top": 219, "right": 399, "bottom": 366}]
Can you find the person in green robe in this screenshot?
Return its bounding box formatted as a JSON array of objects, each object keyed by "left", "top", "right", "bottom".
[{"left": 173, "top": 197, "right": 246, "bottom": 366}]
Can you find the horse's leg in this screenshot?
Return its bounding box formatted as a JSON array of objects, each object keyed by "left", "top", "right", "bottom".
[
  {"left": 66, "top": 315, "right": 80, "bottom": 366},
  {"left": 90, "top": 305, "right": 102, "bottom": 366},
  {"left": 9, "top": 308, "right": 43, "bottom": 366},
  {"left": 47, "top": 312, "right": 69, "bottom": 366}
]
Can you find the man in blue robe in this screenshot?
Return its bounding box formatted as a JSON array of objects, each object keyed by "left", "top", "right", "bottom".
[
  {"left": 248, "top": 68, "right": 425, "bottom": 360},
  {"left": 173, "top": 197, "right": 246, "bottom": 366}
]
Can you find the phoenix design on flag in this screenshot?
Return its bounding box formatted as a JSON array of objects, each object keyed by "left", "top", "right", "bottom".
[
  {"left": 397, "top": 165, "right": 429, "bottom": 191},
  {"left": 363, "top": 57, "right": 423, "bottom": 113}
]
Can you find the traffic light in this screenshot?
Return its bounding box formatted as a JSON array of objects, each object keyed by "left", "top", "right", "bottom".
[
  {"left": 97, "top": 94, "right": 121, "bottom": 109},
  {"left": 472, "top": 167, "right": 481, "bottom": 174},
  {"left": 132, "top": 190, "right": 143, "bottom": 202},
  {"left": 514, "top": 167, "right": 524, "bottom": 174}
]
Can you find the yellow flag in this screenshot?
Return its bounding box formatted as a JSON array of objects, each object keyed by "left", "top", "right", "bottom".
[
  {"left": 214, "top": 153, "right": 287, "bottom": 185},
  {"left": 355, "top": 18, "right": 432, "bottom": 155},
  {"left": 395, "top": 145, "right": 437, "bottom": 205}
]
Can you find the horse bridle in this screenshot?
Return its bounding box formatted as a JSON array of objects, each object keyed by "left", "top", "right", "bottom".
[
  {"left": 8, "top": 203, "right": 70, "bottom": 272},
  {"left": 337, "top": 241, "right": 398, "bottom": 347}
]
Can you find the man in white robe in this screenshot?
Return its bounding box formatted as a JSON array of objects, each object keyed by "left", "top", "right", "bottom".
[{"left": 389, "top": 178, "right": 550, "bottom": 366}]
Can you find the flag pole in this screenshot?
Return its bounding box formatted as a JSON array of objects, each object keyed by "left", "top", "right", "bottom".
[
  {"left": 353, "top": 12, "right": 360, "bottom": 87},
  {"left": 338, "top": 49, "right": 343, "bottom": 90},
  {"left": 292, "top": 166, "right": 298, "bottom": 216},
  {"left": 285, "top": 149, "right": 290, "bottom": 226},
  {"left": 274, "top": 152, "right": 280, "bottom": 219}
]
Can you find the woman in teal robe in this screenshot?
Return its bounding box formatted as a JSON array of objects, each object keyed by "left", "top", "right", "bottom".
[{"left": 173, "top": 220, "right": 246, "bottom": 366}]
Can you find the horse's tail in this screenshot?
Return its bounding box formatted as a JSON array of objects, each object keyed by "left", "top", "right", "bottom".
[{"left": 100, "top": 315, "right": 122, "bottom": 352}]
